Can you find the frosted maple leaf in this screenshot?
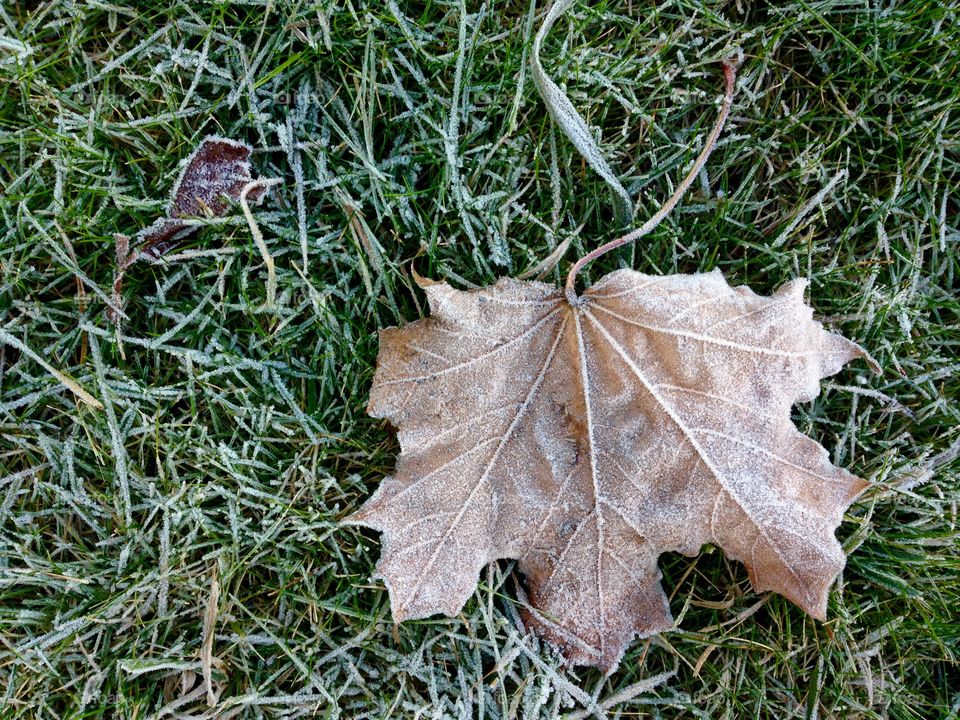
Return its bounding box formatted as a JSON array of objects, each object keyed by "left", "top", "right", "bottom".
[{"left": 346, "top": 58, "right": 874, "bottom": 672}]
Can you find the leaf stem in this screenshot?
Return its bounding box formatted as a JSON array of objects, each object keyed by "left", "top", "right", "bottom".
[{"left": 565, "top": 60, "right": 738, "bottom": 306}]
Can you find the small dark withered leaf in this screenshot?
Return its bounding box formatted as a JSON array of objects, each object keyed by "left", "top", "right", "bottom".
[
  {"left": 139, "top": 136, "right": 267, "bottom": 255},
  {"left": 109, "top": 136, "right": 269, "bottom": 324}
]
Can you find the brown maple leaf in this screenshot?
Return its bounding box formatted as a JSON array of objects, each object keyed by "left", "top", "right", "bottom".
[
  {"left": 347, "top": 270, "right": 873, "bottom": 670},
  {"left": 346, "top": 61, "right": 875, "bottom": 672}
]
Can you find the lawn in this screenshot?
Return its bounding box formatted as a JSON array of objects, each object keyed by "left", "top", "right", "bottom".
[{"left": 0, "top": 1, "right": 958, "bottom": 718}]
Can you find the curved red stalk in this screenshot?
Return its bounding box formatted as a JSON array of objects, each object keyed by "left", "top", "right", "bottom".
[{"left": 565, "top": 60, "right": 738, "bottom": 306}]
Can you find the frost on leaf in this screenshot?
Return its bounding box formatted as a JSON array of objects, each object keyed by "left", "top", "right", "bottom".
[
  {"left": 347, "top": 269, "right": 873, "bottom": 672},
  {"left": 139, "top": 136, "right": 267, "bottom": 255},
  {"left": 109, "top": 136, "right": 269, "bottom": 324}
]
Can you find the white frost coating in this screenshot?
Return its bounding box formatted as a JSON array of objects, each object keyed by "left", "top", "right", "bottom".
[
  {"left": 136, "top": 135, "right": 271, "bottom": 253},
  {"left": 531, "top": 0, "right": 633, "bottom": 224},
  {"left": 348, "top": 269, "right": 874, "bottom": 672},
  {"left": 87, "top": 332, "right": 131, "bottom": 525}
]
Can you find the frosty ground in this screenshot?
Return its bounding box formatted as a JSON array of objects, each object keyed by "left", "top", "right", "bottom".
[{"left": 0, "top": 1, "right": 958, "bottom": 718}]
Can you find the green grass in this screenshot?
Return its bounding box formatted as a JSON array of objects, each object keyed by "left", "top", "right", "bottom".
[{"left": 1, "top": 0, "right": 958, "bottom": 717}]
